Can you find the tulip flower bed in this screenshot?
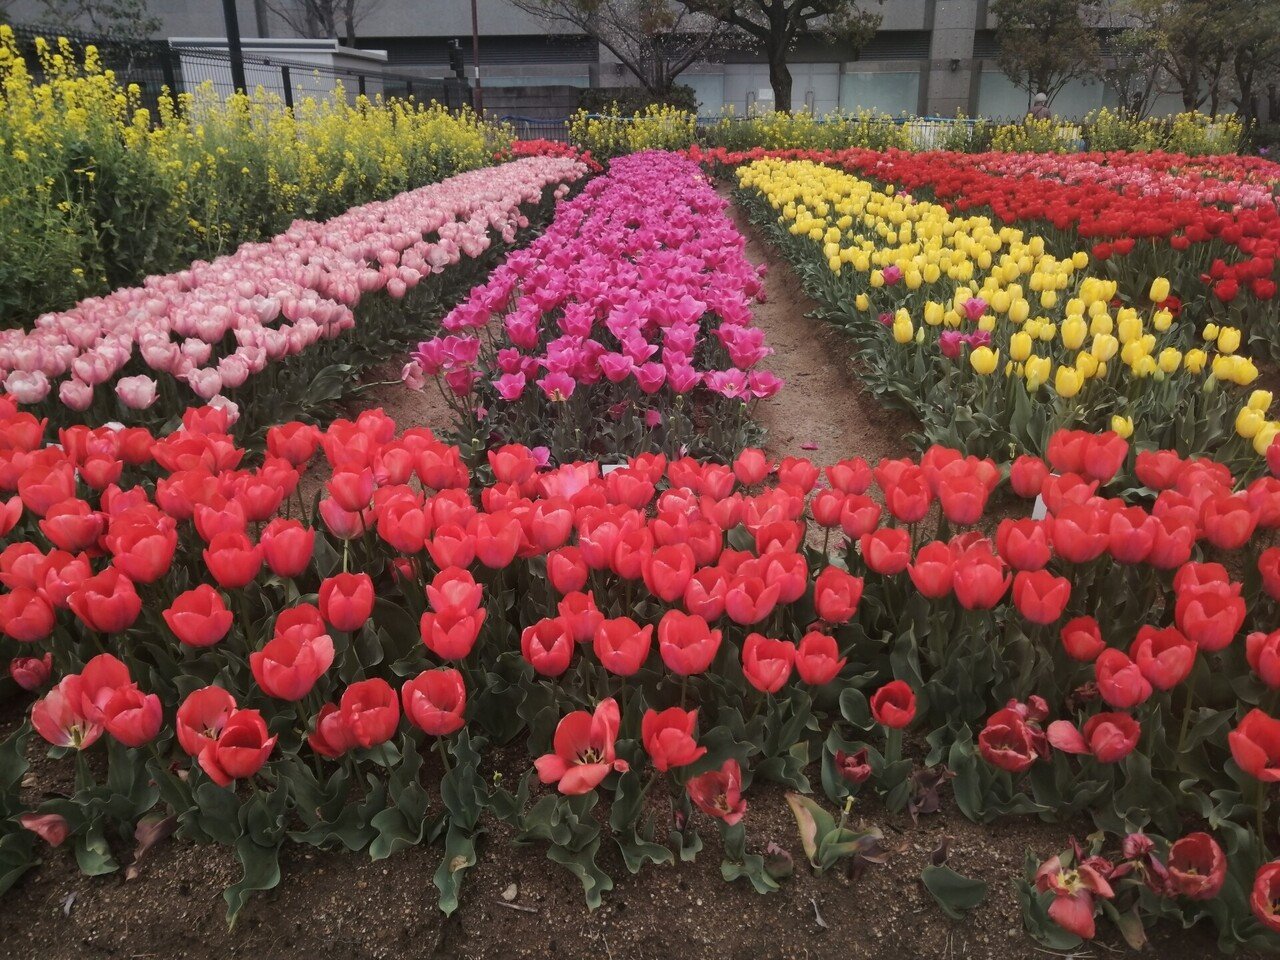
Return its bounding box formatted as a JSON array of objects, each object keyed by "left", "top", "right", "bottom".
[
  {"left": 0, "top": 157, "right": 585, "bottom": 435},
  {"left": 8, "top": 385, "right": 1280, "bottom": 952},
  {"left": 734, "top": 157, "right": 1266, "bottom": 467},
  {"left": 405, "top": 150, "right": 779, "bottom": 463}
]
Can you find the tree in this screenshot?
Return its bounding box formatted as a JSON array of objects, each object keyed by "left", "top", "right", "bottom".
[
  {"left": 1087, "top": 0, "right": 1169, "bottom": 117},
  {"left": 680, "top": 0, "right": 882, "bottom": 113},
  {"left": 262, "top": 0, "right": 385, "bottom": 46},
  {"left": 510, "top": 0, "right": 724, "bottom": 96},
  {"left": 37, "top": 0, "right": 160, "bottom": 40},
  {"left": 991, "top": 0, "right": 1101, "bottom": 109}
]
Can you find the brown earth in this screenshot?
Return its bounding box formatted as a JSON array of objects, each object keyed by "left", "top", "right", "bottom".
[{"left": 0, "top": 189, "right": 1257, "bottom": 960}]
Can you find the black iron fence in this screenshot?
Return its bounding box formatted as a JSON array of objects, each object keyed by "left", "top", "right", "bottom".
[{"left": 4, "top": 22, "right": 470, "bottom": 112}]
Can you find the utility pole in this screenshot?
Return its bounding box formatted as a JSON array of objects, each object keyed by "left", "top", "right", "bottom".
[
  {"left": 221, "top": 0, "right": 248, "bottom": 93},
  {"left": 470, "top": 0, "right": 483, "bottom": 113}
]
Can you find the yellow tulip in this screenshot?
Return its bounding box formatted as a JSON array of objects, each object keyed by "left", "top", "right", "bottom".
[
  {"left": 1008, "top": 299, "right": 1030, "bottom": 323},
  {"left": 1061, "top": 316, "right": 1087, "bottom": 350},
  {"left": 1009, "top": 331, "right": 1032, "bottom": 362},
  {"left": 1236, "top": 406, "right": 1264, "bottom": 439},
  {"left": 1024, "top": 356, "right": 1051, "bottom": 390},
  {"left": 869, "top": 270, "right": 885, "bottom": 288},
  {"left": 1110, "top": 414, "right": 1134, "bottom": 439},
  {"left": 1184, "top": 349, "right": 1208, "bottom": 374},
  {"left": 1217, "top": 326, "right": 1241, "bottom": 354},
  {"left": 1157, "top": 348, "right": 1182, "bottom": 374},
  {"left": 855, "top": 293, "right": 869, "bottom": 311},
  {"left": 1040, "top": 289, "right": 1057, "bottom": 309},
  {"left": 1152, "top": 308, "right": 1172, "bottom": 332},
  {"left": 1149, "top": 277, "right": 1170, "bottom": 303},
  {"left": 1055, "top": 366, "right": 1083, "bottom": 398},
  {"left": 1254, "top": 422, "right": 1280, "bottom": 456},
  {"left": 1249, "top": 389, "right": 1273, "bottom": 412},
  {"left": 1202, "top": 322, "right": 1219, "bottom": 342},
  {"left": 970, "top": 346, "right": 1000, "bottom": 375},
  {"left": 978, "top": 314, "right": 996, "bottom": 332}
]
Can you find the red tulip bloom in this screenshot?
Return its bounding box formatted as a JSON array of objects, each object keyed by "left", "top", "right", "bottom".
[
  {"left": 535, "top": 698, "right": 628, "bottom": 795},
  {"left": 68, "top": 567, "right": 141, "bottom": 634},
  {"left": 1135, "top": 449, "right": 1184, "bottom": 491},
  {"left": 521, "top": 616, "right": 575, "bottom": 677},
  {"left": 1166, "top": 833, "right": 1227, "bottom": 901},
  {"left": 0, "top": 587, "right": 54, "bottom": 642},
  {"left": 795, "top": 631, "right": 846, "bottom": 685},
  {"left": 1229, "top": 709, "right": 1280, "bottom": 782},
  {"left": 827, "top": 457, "right": 872, "bottom": 494},
  {"left": 420, "top": 607, "right": 485, "bottom": 660},
  {"left": 39, "top": 498, "right": 103, "bottom": 553},
  {"left": 558, "top": 590, "right": 605, "bottom": 643},
  {"left": 426, "top": 566, "right": 483, "bottom": 615},
  {"left": 978, "top": 706, "right": 1042, "bottom": 773},
  {"left": 31, "top": 675, "right": 103, "bottom": 749},
  {"left": 952, "top": 546, "right": 1010, "bottom": 610},
  {"left": 860, "top": 528, "right": 911, "bottom": 575},
  {"left": 834, "top": 748, "right": 871, "bottom": 786},
  {"left": 839, "top": 495, "right": 882, "bottom": 538},
  {"left": 733, "top": 448, "right": 772, "bottom": 485},
  {"left": 267, "top": 422, "right": 321, "bottom": 466},
  {"left": 870, "top": 680, "right": 916, "bottom": 728},
  {"left": 1009, "top": 455, "right": 1049, "bottom": 498},
  {"left": 1107, "top": 507, "right": 1156, "bottom": 564},
  {"left": 1050, "top": 504, "right": 1108, "bottom": 564},
  {"left": 593, "top": 617, "right": 653, "bottom": 677},
  {"left": 1132, "top": 625, "right": 1195, "bottom": 691},
  {"left": 995, "top": 519, "right": 1052, "bottom": 571},
  {"left": 642, "top": 543, "right": 696, "bottom": 603},
  {"left": 907, "top": 540, "right": 954, "bottom": 598},
  {"left": 1251, "top": 862, "right": 1280, "bottom": 933},
  {"left": 547, "top": 546, "right": 588, "bottom": 594},
  {"left": 813, "top": 565, "right": 863, "bottom": 623},
  {"left": 1012, "top": 570, "right": 1070, "bottom": 624},
  {"left": 1094, "top": 649, "right": 1151, "bottom": 709},
  {"left": 1175, "top": 580, "right": 1244, "bottom": 652},
  {"left": 1035, "top": 854, "right": 1114, "bottom": 939},
  {"left": 1080, "top": 432, "right": 1128, "bottom": 484},
  {"left": 18, "top": 812, "right": 69, "bottom": 848},
  {"left": 1247, "top": 631, "right": 1280, "bottom": 689},
  {"left": 310, "top": 678, "right": 400, "bottom": 756},
  {"left": 642, "top": 707, "right": 707, "bottom": 772},
  {"left": 198, "top": 709, "right": 276, "bottom": 786},
  {"left": 250, "top": 625, "right": 334, "bottom": 701},
  {"left": 8, "top": 652, "right": 52, "bottom": 691},
  {"left": 1200, "top": 492, "right": 1257, "bottom": 550},
  {"left": 723, "top": 575, "right": 781, "bottom": 625},
  {"left": 164, "top": 584, "right": 233, "bottom": 648},
  {"left": 176, "top": 686, "right": 237, "bottom": 757},
  {"left": 203, "top": 531, "right": 263, "bottom": 590},
  {"left": 260, "top": 518, "right": 315, "bottom": 578},
  {"left": 657, "top": 609, "right": 721, "bottom": 676},
  {"left": 742, "top": 633, "right": 795, "bottom": 693},
  {"left": 101, "top": 685, "right": 163, "bottom": 747},
  {"left": 686, "top": 758, "right": 747, "bottom": 825},
  {"left": 319, "top": 572, "right": 374, "bottom": 632},
  {"left": 1047, "top": 712, "right": 1141, "bottom": 763},
  {"left": 106, "top": 518, "right": 178, "bottom": 584},
  {"left": 471, "top": 511, "right": 522, "bottom": 568},
  {"left": 401, "top": 667, "right": 467, "bottom": 736}
]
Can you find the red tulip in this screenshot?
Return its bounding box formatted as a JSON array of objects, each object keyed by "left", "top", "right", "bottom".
[
  {"left": 163, "top": 585, "right": 233, "bottom": 648},
  {"left": 870, "top": 680, "right": 916, "bottom": 728},
  {"left": 1094, "top": 649, "right": 1151, "bottom": 709},
  {"left": 686, "top": 758, "right": 746, "bottom": 825},
  {"left": 38, "top": 498, "right": 103, "bottom": 552},
  {"left": 8, "top": 652, "right": 51, "bottom": 690},
  {"left": 795, "top": 631, "right": 846, "bottom": 685},
  {"left": 401, "top": 667, "right": 467, "bottom": 735},
  {"left": 1135, "top": 449, "right": 1184, "bottom": 490},
  {"left": 1166, "top": 833, "right": 1226, "bottom": 901},
  {"left": 267, "top": 422, "right": 321, "bottom": 466},
  {"left": 1251, "top": 862, "right": 1280, "bottom": 932},
  {"left": 723, "top": 575, "right": 781, "bottom": 625},
  {"left": 426, "top": 566, "right": 483, "bottom": 614},
  {"left": 558, "top": 590, "right": 605, "bottom": 643},
  {"left": 535, "top": 698, "right": 628, "bottom": 794},
  {"left": 18, "top": 812, "right": 69, "bottom": 848},
  {"left": 425, "top": 523, "right": 476, "bottom": 569},
  {"left": 310, "top": 678, "right": 399, "bottom": 756},
  {"left": 952, "top": 545, "right": 1010, "bottom": 610},
  {"left": 546, "top": 546, "right": 588, "bottom": 595},
  {"left": 1035, "top": 854, "right": 1114, "bottom": 939},
  {"left": 1107, "top": 506, "right": 1156, "bottom": 564},
  {"left": 521, "top": 617, "right": 575, "bottom": 677},
  {"left": 203, "top": 531, "right": 263, "bottom": 589},
  {"left": 741, "top": 633, "right": 795, "bottom": 693},
  {"left": 642, "top": 543, "right": 696, "bottom": 603},
  {"left": 1060, "top": 616, "right": 1105, "bottom": 662},
  {"left": 260, "top": 518, "right": 315, "bottom": 578},
  {"left": 839, "top": 494, "right": 882, "bottom": 538},
  {"left": 683, "top": 565, "right": 729, "bottom": 621},
  {"left": 733, "top": 448, "right": 772, "bottom": 485},
  {"left": 834, "top": 748, "right": 871, "bottom": 786},
  {"left": 657, "top": 609, "right": 721, "bottom": 676},
  {"left": 471, "top": 511, "right": 522, "bottom": 567},
  {"left": 176, "top": 686, "right": 237, "bottom": 757},
  {"left": 31, "top": 676, "right": 103, "bottom": 749},
  {"left": 1248, "top": 631, "right": 1280, "bottom": 689},
  {"left": 1080, "top": 432, "right": 1128, "bottom": 484},
  {"left": 1175, "top": 580, "right": 1244, "bottom": 652},
  {"left": 593, "top": 617, "right": 653, "bottom": 677},
  {"left": 105, "top": 518, "right": 178, "bottom": 584},
  {"left": 611, "top": 528, "right": 654, "bottom": 580},
  {"left": 995, "top": 518, "right": 1052, "bottom": 571},
  {"left": 906, "top": 540, "right": 953, "bottom": 598},
  {"left": 101, "top": 685, "right": 163, "bottom": 747},
  {"left": 1229, "top": 709, "right": 1280, "bottom": 782},
  {"left": 319, "top": 572, "right": 374, "bottom": 632},
  {"left": 420, "top": 607, "right": 485, "bottom": 660},
  {"left": 198, "top": 709, "right": 276, "bottom": 786},
  {"left": 642, "top": 707, "right": 707, "bottom": 772},
  {"left": 250, "top": 623, "right": 334, "bottom": 701},
  {"left": 813, "top": 565, "right": 863, "bottom": 623},
  {"left": 0, "top": 587, "right": 54, "bottom": 642},
  {"left": 1050, "top": 504, "right": 1108, "bottom": 563},
  {"left": 826, "top": 457, "right": 872, "bottom": 494},
  {"left": 1012, "top": 570, "right": 1070, "bottom": 624},
  {"left": 1009, "top": 455, "right": 1049, "bottom": 498},
  {"left": 978, "top": 706, "right": 1042, "bottom": 773},
  {"left": 1200, "top": 492, "right": 1257, "bottom": 550},
  {"left": 860, "top": 528, "right": 911, "bottom": 575},
  {"left": 1047, "top": 712, "right": 1141, "bottom": 763},
  {"left": 68, "top": 567, "right": 141, "bottom": 634},
  {"left": 1132, "top": 625, "right": 1195, "bottom": 690}
]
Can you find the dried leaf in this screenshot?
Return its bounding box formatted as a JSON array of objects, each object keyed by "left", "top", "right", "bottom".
[{"left": 125, "top": 814, "right": 178, "bottom": 881}]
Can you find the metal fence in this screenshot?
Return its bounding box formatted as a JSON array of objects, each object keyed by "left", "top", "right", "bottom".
[{"left": 6, "top": 23, "right": 469, "bottom": 112}]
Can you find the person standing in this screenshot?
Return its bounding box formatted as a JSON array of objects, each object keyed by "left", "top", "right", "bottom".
[{"left": 1029, "top": 92, "right": 1052, "bottom": 120}]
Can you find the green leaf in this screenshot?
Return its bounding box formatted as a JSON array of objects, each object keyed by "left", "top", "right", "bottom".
[
  {"left": 433, "top": 824, "right": 477, "bottom": 916},
  {"left": 224, "top": 836, "right": 282, "bottom": 927},
  {"left": 921, "top": 864, "right": 988, "bottom": 920}
]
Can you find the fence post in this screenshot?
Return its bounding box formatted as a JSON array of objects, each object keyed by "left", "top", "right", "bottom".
[
  {"left": 406, "top": 79, "right": 413, "bottom": 101},
  {"left": 358, "top": 73, "right": 366, "bottom": 97},
  {"left": 280, "top": 64, "right": 293, "bottom": 109},
  {"left": 160, "top": 46, "right": 180, "bottom": 106}
]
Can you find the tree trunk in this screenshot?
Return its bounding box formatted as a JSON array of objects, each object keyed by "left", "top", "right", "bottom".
[{"left": 768, "top": 49, "right": 793, "bottom": 114}]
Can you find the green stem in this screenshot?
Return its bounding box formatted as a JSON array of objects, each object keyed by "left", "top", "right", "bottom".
[
  {"left": 1176, "top": 670, "right": 1198, "bottom": 756},
  {"left": 436, "top": 736, "right": 452, "bottom": 775}
]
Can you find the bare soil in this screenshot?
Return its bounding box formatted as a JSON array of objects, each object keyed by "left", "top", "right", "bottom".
[{"left": 0, "top": 190, "right": 1253, "bottom": 960}]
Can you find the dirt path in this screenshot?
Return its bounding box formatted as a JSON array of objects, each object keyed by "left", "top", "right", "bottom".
[{"left": 724, "top": 186, "right": 915, "bottom": 467}]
